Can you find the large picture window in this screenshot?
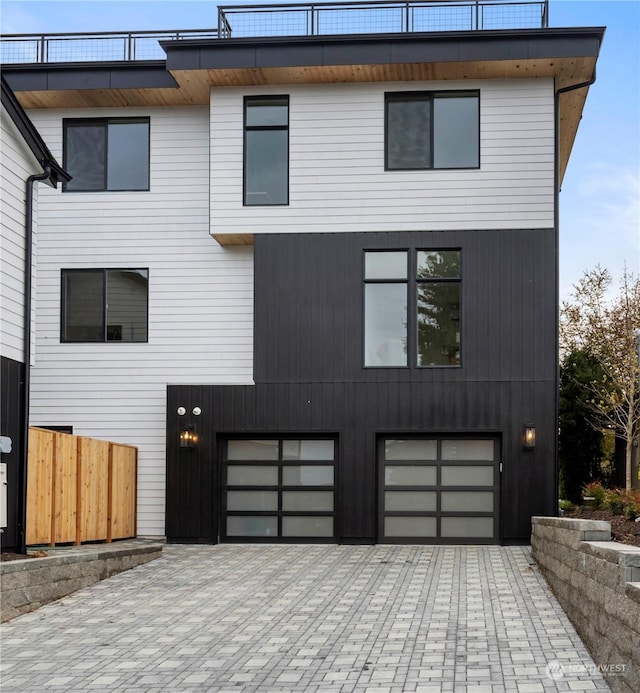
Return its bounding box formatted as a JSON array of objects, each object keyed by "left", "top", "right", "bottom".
[
  {"left": 61, "top": 269, "right": 148, "bottom": 342},
  {"left": 385, "top": 91, "right": 479, "bottom": 170},
  {"left": 244, "top": 96, "right": 289, "bottom": 206},
  {"left": 364, "top": 250, "right": 461, "bottom": 367},
  {"left": 63, "top": 118, "right": 150, "bottom": 192}
]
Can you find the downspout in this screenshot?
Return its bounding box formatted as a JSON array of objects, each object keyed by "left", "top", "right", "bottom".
[
  {"left": 17, "top": 165, "right": 52, "bottom": 554},
  {"left": 553, "top": 68, "right": 597, "bottom": 512}
]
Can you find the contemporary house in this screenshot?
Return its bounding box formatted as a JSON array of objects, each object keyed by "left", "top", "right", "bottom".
[{"left": 0, "top": 0, "right": 604, "bottom": 546}]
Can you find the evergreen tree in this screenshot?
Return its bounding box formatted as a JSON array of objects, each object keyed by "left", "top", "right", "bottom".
[{"left": 559, "top": 349, "right": 605, "bottom": 503}]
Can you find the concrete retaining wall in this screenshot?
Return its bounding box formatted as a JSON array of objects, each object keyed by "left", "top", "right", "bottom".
[
  {"left": 532, "top": 517, "right": 640, "bottom": 693},
  {"left": 1, "top": 541, "right": 162, "bottom": 622}
]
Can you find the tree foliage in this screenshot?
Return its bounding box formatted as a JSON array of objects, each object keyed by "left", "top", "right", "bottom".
[
  {"left": 558, "top": 349, "right": 605, "bottom": 503},
  {"left": 560, "top": 266, "right": 640, "bottom": 489}
]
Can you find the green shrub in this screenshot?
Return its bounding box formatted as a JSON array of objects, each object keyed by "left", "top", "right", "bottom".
[
  {"left": 559, "top": 499, "right": 574, "bottom": 511},
  {"left": 603, "top": 489, "right": 624, "bottom": 515},
  {"left": 582, "top": 480, "right": 606, "bottom": 509},
  {"left": 621, "top": 489, "right": 640, "bottom": 521}
]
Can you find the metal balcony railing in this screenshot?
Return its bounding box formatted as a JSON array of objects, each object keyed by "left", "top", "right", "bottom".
[
  {"left": 0, "top": 28, "right": 217, "bottom": 64},
  {"left": 217, "top": 0, "right": 549, "bottom": 38},
  {"left": 0, "top": 0, "right": 549, "bottom": 65}
]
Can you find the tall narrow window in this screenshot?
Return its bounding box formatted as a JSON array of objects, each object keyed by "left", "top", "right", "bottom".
[
  {"left": 385, "top": 91, "right": 479, "bottom": 170},
  {"left": 416, "top": 250, "right": 461, "bottom": 366},
  {"left": 63, "top": 118, "right": 150, "bottom": 192},
  {"left": 62, "top": 269, "right": 148, "bottom": 343},
  {"left": 244, "top": 96, "right": 289, "bottom": 206},
  {"left": 364, "top": 251, "right": 408, "bottom": 367}
]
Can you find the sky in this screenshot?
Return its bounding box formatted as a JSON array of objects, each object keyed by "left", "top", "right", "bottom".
[{"left": 1, "top": 0, "right": 638, "bottom": 303}]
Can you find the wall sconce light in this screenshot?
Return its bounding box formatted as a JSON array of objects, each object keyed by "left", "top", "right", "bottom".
[
  {"left": 179, "top": 425, "right": 198, "bottom": 449},
  {"left": 523, "top": 424, "right": 536, "bottom": 450}
]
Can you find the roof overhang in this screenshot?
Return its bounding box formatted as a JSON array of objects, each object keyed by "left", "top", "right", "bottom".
[
  {"left": 1, "top": 26, "right": 604, "bottom": 184},
  {"left": 1, "top": 76, "right": 69, "bottom": 187}
]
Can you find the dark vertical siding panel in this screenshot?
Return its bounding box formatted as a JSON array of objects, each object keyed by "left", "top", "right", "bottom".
[{"left": 1, "top": 356, "right": 24, "bottom": 551}]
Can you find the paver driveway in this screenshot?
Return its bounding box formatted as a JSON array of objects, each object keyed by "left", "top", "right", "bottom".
[{"left": 0, "top": 545, "right": 610, "bottom": 692}]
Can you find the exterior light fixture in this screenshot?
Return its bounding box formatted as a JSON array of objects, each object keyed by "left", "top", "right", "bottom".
[
  {"left": 523, "top": 424, "right": 536, "bottom": 450},
  {"left": 179, "top": 425, "right": 198, "bottom": 449}
]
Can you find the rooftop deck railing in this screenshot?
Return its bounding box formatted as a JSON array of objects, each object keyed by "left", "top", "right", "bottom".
[
  {"left": 1, "top": 0, "right": 548, "bottom": 65},
  {"left": 217, "top": 0, "right": 549, "bottom": 38},
  {"left": 0, "top": 28, "right": 218, "bottom": 65}
]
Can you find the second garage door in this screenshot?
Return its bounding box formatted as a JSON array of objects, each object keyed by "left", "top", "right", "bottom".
[{"left": 378, "top": 436, "right": 500, "bottom": 543}]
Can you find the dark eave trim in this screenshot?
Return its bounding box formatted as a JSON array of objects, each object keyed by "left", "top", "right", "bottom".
[
  {"left": 1, "top": 61, "right": 178, "bottom": 93},
  {"left": 161, "top": 26, "right": 605, "bottom": 71},
  {"left": 1, "top": 76, "right": 69, "bottom": 186}
]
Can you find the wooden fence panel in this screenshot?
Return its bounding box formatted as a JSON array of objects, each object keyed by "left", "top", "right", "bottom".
[
  {"left": 78, "top": 437, "right": 110, "bottom": 543},
  {"left": 109, "top": 444, "right": 137, "bottom": 540},
  {"left": 54, "top": 433, "right": 77, "bottom": 543},
  {"left": 26, "top": 429, "right": 137, "bottom": 546},
  {"left": 26, "top": 428, "right": 54, "bottom": 545}
]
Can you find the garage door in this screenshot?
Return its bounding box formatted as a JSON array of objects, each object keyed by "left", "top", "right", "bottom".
[
  {"left": 379, "top": 437, "right": 499, "bottom": 543},
  {"left": 222, "top": 438, "right": 337, "bottom": 542}
]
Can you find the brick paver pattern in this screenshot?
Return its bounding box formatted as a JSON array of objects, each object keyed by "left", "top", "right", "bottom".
[{"left": 0, "top": 545, "right": 611, "bottom": 692}]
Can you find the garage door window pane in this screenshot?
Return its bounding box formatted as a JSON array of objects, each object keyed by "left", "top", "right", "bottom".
[
  {"left": 282, "top": 516, "right": 333, "bottom": 537},
  {"left": 228, "top": 440, "right": 279, "bottom": 460},
  {"left": 385, "top": 491, "right": 437, "bottom": 511},
  {"left": 441, "top": 465, "right": 493, "bottom": 486},
  {"left": 227, "top": 491, "right": 278, "bottom": 511},
  {"left": 441, "top": 517, "right": 493, "bottom": 538},
  {"left": 227, "top": 465, "right": 279, "bottom": 486},
  {"left": 441, "top": 440, "right": 494, "bottom": 460},
  {"left": 282, "top": 466, "right": 334, "bottom": 486},
  {"left": 385, "top": 516, "right": 437, "bottom": 537},
  {"left": 282, "top": 440, "right": 334, "bottom": 460},
  {"left": 385, "top": 465, "right": 437, "bottom": 486},
  {"left": 282, "top": 491, "right": 333, "bottom": 511},
  {"left": 441, "top": 491, "right": 493, "bottom": 512},
  {"left": 226, "top": 516, "right": 278, "bottom": 537},
  {"left": 384, "top": 439, "right": 437, "bottom": 460}
]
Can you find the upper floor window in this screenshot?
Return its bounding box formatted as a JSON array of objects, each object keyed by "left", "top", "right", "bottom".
[
  {"left": 364, "top": 250, "right": 461, "bottom": 367},
  {"left": 385, "top": 92, "right": 479, "bottom": 170},
  {"left": 63, "top": 118, "right": 150, "bottom": 192},
  {"left": 244, "top": 96, "right": 289, "bottom": 206},
  {"left": 61, "top": 268, "right": 148, "bottom": 342}
]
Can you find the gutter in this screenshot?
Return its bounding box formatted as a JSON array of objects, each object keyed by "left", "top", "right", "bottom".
[{"left": 17, "top": 167, "right": 52, "bottom": 555}]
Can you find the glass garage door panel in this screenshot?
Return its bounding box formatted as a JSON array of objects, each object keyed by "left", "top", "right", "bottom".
[
  {"left": 441, "top": 465, "right": 493, "bottom": 487},
  {"left": 227, "top": 516, "right": 278, "bottom": 537},
  {"left": 224, "top": 438, "right": 336, "bottom": 541},
  {"left": 385, "top": 465, "right": 437, "bottom": 486},
  {"left": 380, "top": 437, "right": 498, "bottom": 542},
  {"left": 282, "top": 516, "right": 333, "bottom": 537},
  {"left": 385, "top": 491, "right": 437, "bottom": 511},
  {"left": 385, "top": 516, "right": 437, "bottom": 537},
  {"left": 441, "top": 517, "right": 494, "bottom": 538}
]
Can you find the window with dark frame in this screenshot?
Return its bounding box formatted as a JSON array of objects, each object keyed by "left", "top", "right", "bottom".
[
  {"left": 244, "top": 96, "right": 289, "bottom": 206},
  {"left": 63, "top": 118, "right": 150, "bottom": 192},
  {"left": 364, "top": 250, "right": 461, "bottom": 368},
  {"left": 61, "top": 269, "right": 149, "bottom": 343},
  {"left": 385, "top": 91, "right": 479, "bottom": 170}
]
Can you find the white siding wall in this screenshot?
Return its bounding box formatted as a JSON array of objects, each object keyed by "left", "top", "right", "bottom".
[
  {"left": 1, "top": 103, "right": 41, "bottom": 364},
  {"left": 211, "top": 78, "right": 555, "bottom": 235},
  {"left": 27, "top": 106, "right": 254, "bottom": 537}
]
